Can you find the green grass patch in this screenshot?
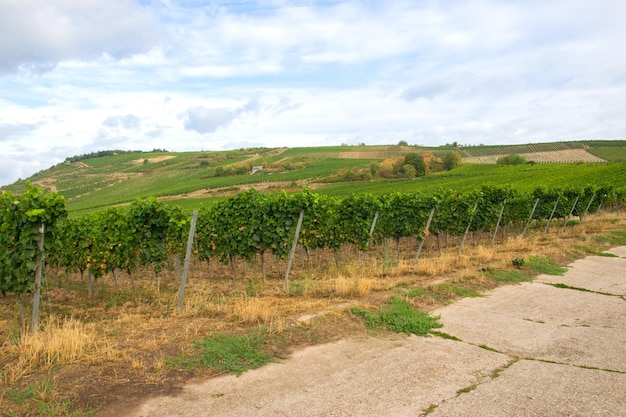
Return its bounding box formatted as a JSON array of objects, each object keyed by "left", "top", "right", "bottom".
[
  {"left": 572, "top": 245, "right": 618, "bottom": 257},
  {"left": 437, "top": 284, "right": 483, "bottom": 298},
  {"left": 484, "top": 269, "right": 533, "bottom": 284},
  {"left": 350, "top": 298, "right": 443, "bottom": 336},
  {"left": 422, "top": 404, "right": 438, "bottom": 414},
  {"left": 595, "top": 231, "right": 626, "bottom": 246},
  {"left": 8, "top": 382, "right": 37, "bottom": 405},
  {"left": 401, "top": 283, "right": 483, "bottom": 304},
  {"left": 525, "top": 256, "right": 568, "bottom": 276},
  {"left": 168, "top": 331, "right": 275, "bottom": 376},
  {"left": 7, "top": 379, "right": 99, "bottom": 416}
]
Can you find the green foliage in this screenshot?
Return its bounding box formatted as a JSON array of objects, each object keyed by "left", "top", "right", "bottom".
[
  {"left": 404, "top": 153, "right": 427, "bottom": 177},
  {"left": 351, "top": 298, "right": 443, "bottom": 336},
  {"left": 443, "top": 151, "right": 462, "bottom": 170},
  {"left": 18, "top": 182, "right": 624, "bottom": 287},
  {"left": 0, "top": 184, "right": 67, "bottom": 294},
  {"left": 128, "top": 197, "right": 172, "bottom": 273}
]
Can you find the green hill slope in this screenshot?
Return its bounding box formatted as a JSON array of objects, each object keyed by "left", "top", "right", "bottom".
[{"left": 2, "top": 140, "right": 625, "bottom": 215}]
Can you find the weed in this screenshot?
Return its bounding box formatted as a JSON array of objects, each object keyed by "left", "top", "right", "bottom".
[
  {"left": 8, "top": 383, "right": 36, "bottom": 405},
  {"left": 422, "top": 403, "right": 438, "bottom": 414},
  {"left": 524, "top": 256, "right": 568, "bottom": 276},
  {"left": 350, "top": 307, "right": 382, "bottom": 329},
  {"left": 596, "top": 230, "right": 626, "bottom": 245},
  {"left": 168, "top": 330, "right": 274, "bottom": 376},
  {"left": 431, "top": 331, "right": 462, "bottom": 341},
  {"left": 381, "top": 248, "right": 398, "bottom": 274},
  {"left": 245, "top": 280, "right": 257, "bottom": 297},
  {"left": 511, "top": 257, "right": 525, "bottom": 267},
  {"left": 491, "top": 357, "right": 520, "bottom": 379},
  {"left": 288, "top": 280, "right": 306, "bottom": 296},
  {"left": 484, "top": 269, "right": 532, "bottom": 284},
  {"left": 438, "top": 284, "right": 483, "bottom": 299},
  {"left": 7, "top": 379, "right": 99, "bottom": 417},
  {"left": 351, "top": 298, "right": 443, "bottom": 336},
  {"left": 478, "top": 344, "right": 501, "bottom": 353},
  {"left": 572, "top": 245, "right": 618, "bottom": 257},
  {"left": 405, "top": 288, "right": 431, "bottom": 298},
  {"left": 549, "top": 283, "right": 613, "bottom": 296},
  {"left": 456, "top": 384, "right": 477, "bottom": 395}
]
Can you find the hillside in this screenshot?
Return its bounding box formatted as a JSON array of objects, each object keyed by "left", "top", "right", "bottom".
[{"left": 2, "top": 140, "right": 626, "bottom": 215}]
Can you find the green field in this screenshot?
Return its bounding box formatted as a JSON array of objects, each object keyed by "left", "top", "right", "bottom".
[
  {"left": 586, "top": 147, "right": 626, "bottom": 162},
  {"left": 316, "top": 162, "right": 626, "bottom": 197}
]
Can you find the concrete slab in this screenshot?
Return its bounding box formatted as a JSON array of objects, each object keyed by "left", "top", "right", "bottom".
[
  {"left": 431, "top": 359, "right": 626, "bottom": 417},
  {"left": 535, "top": 255, "right": 626, "bottom": 295},
  {"left": 437, "top": 282, "right": 626, "bottom": 371},
  {"left": 128, "top": 336, "right": 508, "bottom": 417}
]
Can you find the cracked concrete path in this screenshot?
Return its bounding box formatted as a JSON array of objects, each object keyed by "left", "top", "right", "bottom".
[{"left": 123, "top": 248, "right": 626, "bottom": 417}]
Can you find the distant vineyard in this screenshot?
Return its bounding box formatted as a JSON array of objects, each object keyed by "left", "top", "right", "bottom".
[{"left": 462, "top": 149, "right": 605, "bottom": 164}]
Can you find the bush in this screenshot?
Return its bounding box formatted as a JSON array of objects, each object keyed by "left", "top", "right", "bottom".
[{"left": 496, "top": 154, "right": 527, "bottom": 165}]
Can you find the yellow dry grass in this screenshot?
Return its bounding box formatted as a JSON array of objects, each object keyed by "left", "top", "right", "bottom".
[
  {"left": 17, "top": 316, "right": 118, "bottom": 369},
  {"left": 1, "top": 316, "right": 119, "bottom": 384}
]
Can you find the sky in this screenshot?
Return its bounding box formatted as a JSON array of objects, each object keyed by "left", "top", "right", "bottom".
[{"left": 1, "top": 0, "right": 625, "bottom": 186}]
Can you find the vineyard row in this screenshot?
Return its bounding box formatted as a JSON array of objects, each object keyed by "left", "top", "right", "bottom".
[{"left": 3, "top": 184, "right": 626, "bottom": 299}]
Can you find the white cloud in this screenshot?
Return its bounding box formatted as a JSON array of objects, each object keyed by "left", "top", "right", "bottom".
[
  {"left": 0, "top": 0, "right": 162, "bottom": 73},
  {"left": 0, "top": 0, "right": 625, "bottom": 186}
]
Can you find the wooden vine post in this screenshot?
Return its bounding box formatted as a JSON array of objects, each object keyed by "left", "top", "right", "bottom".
[
  {"left": 361, "top": 209, "right": 380, "bottom": 261},
  {"left": 177, "top": 210, "right": 198, "bottom": 313},
  {"left": 30, "top": 224, "right": 45, "bottom": 336},
  {"left": 561, "top": 196, "right": 580, "bottom": 232},
  {"left": 459, "top": 201, "right": 478, "bottom": 254},
  {"left": 543, "top": 196, "right": 561, "bottom": 234},
  {"left": 415, "top": 207, "right": 436, "bottom": 262},
  {"left": 490, "top": 199, "right": 507, "bottom": 247},
  {"left": 579, "top": 193, "right": 596, "bottom": 225},
  {"left": 283, "top": 210, "right": 305, "bottom": 292},
  {"left": 521, "top": 198, "right": 540, "bottom": 238}
]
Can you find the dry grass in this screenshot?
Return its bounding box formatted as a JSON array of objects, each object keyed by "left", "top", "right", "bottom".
[
  {"left": 1, "top": 316, "right": 119, "bottom": 385},
  {"left": 229, "top": 297, "right": 283, "bottom": 330},
  {"left": 17, "top": 316, "right": 118, "bottom": 369}
]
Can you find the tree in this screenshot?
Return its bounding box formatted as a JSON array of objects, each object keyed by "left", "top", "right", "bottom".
[
  {"left": 400, "top": 164, "right": 416, "bottom": 178},
  {"left": 403, "top": 153, "right": 427, "bottom": 177},
  {"left": 397, "top": 140, "right": 409, "bottom": 146},
  {"left": 443, "top": 151, "right": 462, "bottom": 170},
  {"left": 497, "top": 154, "right": 527, "bottom": 165}
]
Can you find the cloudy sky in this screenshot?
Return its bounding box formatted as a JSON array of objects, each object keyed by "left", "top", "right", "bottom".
[{"left": 1, "top": 0, "right": 625, "bottom": 186}]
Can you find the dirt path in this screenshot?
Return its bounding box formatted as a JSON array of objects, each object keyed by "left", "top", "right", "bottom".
[{"left": 118, "top": 248, "right": 626, "bottom": 417}]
